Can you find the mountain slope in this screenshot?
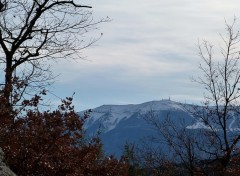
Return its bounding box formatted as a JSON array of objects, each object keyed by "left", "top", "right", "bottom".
[
  {"left": 82, "top": 100, "right": 240, "bottom": 158},
  {"left": 83, "top": 100, "right": 195, "bottom": 157}
]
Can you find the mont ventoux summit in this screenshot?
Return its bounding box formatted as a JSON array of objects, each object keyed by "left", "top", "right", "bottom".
[{"left": 81, "top": 99, "right": 240, "bottom": 158}]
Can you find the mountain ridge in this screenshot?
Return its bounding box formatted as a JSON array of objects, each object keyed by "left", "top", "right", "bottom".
[
  {"left": 81, "top": 100, "right": 240, "bottom": 157},
  {"left": 84, "top": 100, "right": 191, "bottom": 132},
  {"left": 82, "top": 100, "right": 195, "bottom": 156}
]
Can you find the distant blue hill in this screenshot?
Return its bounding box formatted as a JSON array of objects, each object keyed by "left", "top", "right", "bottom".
[{"left": 81, "top": 100, "right": 240, "bottom": 157}]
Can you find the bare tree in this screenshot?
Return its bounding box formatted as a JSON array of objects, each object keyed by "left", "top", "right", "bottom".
[
  {"left": 144, "top": 18, "right": 240, "bottom": 175},
  {"left": 0, "top": 0, "right": 107, "bottom": 106},
  {"left": 192, "top": 18, "right": 240, "bottom": 174},
  {"left": 145, "top": 111, "right": 200, "bottom": 176},
  {"left": 123, "top": 139, "right": 178, "bottom": 176}
]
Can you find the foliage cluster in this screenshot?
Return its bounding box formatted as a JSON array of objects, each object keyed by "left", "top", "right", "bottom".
[{"left": 0, "top": 79, "right": 128, "bottom": 175}]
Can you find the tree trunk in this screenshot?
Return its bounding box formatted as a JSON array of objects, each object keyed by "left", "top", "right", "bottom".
[{"left": 3, "top": 58, "right": 13, "bottom": 108}]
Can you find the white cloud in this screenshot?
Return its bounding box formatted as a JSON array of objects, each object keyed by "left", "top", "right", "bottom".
[{"left": 51, "top": 0, "right": 240, "bottom": 110}]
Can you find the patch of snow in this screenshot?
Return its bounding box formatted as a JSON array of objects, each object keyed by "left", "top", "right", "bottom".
[
  {"left": 83, "top": 100, "right": 190, "bottom": 132},
  {"left": 229, "top": 116, "right": 236, "bottom": 132},
  {"left": 186, "top": 121, "right": 209, "bottom": 130},
  {"left": 186, "top": 120, "right": 222, "bottom": 132}
]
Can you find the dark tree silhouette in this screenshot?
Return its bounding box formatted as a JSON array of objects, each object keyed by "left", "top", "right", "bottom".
[{"left": 0, "top": 0, "right": 107, "bottom": 106}]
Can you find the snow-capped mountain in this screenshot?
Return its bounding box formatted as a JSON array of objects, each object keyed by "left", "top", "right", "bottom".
[
  {"left": 82, "top": 100, "right": 194, "bottom": 156},
  {"left": 82, "top": 100, "right": 240, "bottom": 157},
  {"left": 85, "top": 100, "right": 190, "bottom": 132}
]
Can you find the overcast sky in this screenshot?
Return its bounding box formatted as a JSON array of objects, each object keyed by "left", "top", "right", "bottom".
[{"left": 50, "top": 0, "right": 240, "bottom": 110}]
